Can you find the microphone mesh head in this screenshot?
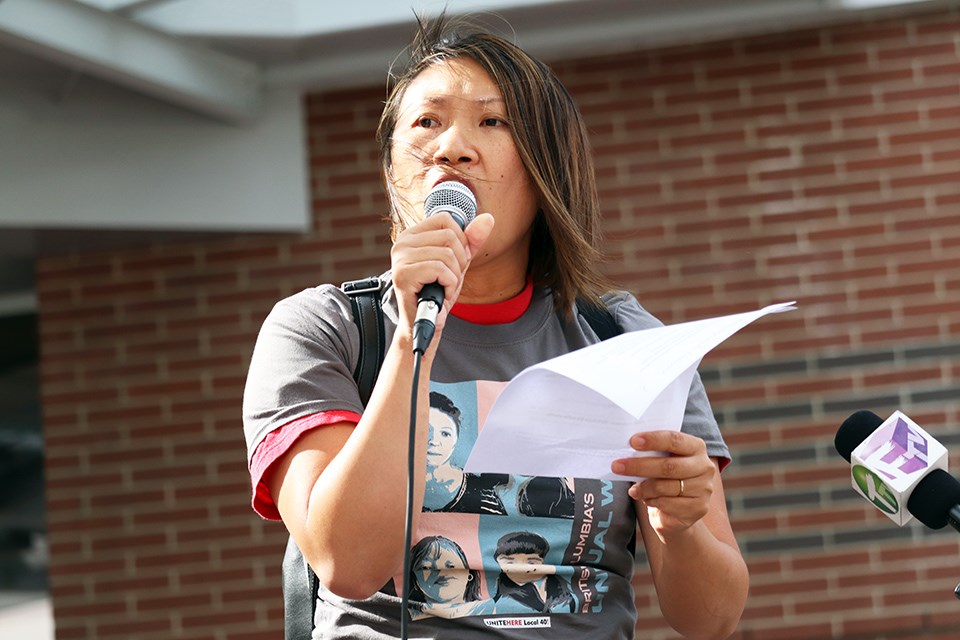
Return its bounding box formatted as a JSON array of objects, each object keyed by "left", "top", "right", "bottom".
[{"left": 424, "top": 181, "right": 477, "bottom": 230}]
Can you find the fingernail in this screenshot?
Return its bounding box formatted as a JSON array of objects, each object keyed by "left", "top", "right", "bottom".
[
  {"left": 611, "top": 461, "right": 625, "bottom": 474},
  {"left": 631, "top": 435, "right": 646, "bottom": 449}
]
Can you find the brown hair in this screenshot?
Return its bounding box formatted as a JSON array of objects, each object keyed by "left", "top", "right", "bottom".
[{"left": 376, "top": 14, "right": 610, "bottom": 315}]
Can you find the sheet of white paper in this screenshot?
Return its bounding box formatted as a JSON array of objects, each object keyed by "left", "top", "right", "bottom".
[{"left": 464, "top": 301, "right": 796, "bottom": 480}]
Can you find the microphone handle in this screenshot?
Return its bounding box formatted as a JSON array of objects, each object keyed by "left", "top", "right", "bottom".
[
  {"left": 418, "top": 282, "right": 444, "bottom": 309},
  {"left": 412, "top": 282, "right": 445, "bottom": 354}
]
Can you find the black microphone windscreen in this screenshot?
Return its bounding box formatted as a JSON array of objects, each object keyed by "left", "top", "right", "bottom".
[
  {"left": 834, "top": 410, "right": 884, "bottom": 462},
  {"left": 907, "top": 469, "right": 960, "bottom": 529}
]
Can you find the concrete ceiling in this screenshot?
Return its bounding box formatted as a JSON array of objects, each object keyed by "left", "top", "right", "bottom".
[{"left": 0, "top": 0, "right": 946, "bottom": 123}]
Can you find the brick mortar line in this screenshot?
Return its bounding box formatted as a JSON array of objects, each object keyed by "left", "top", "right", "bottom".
[{"left": 701, "top": 339, "right": 960, "bottom": 384}]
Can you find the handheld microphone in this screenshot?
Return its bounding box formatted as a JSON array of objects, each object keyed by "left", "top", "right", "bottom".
[
  {"left": 835, "top": 410, "right": 960, "bottom": 531},
  {"left": 411, "top": 181, "right": 477, "bottom": 354},
  {"left": 403, "top": 181, "right": 477, "bottom": 638}
]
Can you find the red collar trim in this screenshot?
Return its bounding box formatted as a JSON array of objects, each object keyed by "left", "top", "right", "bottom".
[{"left": 450, "top": 278, "right": 534, "bottom": 325}]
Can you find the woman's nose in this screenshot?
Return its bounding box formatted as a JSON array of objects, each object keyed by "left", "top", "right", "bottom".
[{"left": 433, "top": 125, "right": 476, "bottom": 165}]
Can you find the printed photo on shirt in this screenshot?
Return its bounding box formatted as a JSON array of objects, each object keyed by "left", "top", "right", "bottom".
[
  {"left": 407, "top": 534, "right": 497, "bottom": 620},
  {"left": 491, "top": 530, "right": 576, "bottom": 614},
  {"left": 425, "top": 385, "right": 509, "bottom": 514},
  {"left": 516, "top": 476, "right": 576, "bottom": 519},
  {"left": 401, "top": 381, "right": 636, "bottom": 620}
]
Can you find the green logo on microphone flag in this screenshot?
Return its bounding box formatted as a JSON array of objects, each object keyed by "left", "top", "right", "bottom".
[{"left": 852, "top": 464, "right": 899, "bottom": 515}]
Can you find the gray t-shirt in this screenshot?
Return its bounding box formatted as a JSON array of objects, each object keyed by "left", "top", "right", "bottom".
[{"left": 243, "top": 277, "right": 729, "bottom": 639}]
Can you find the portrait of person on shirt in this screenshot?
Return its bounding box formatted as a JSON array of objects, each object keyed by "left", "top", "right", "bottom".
[
  {"left": 492, "top": 531, "right": 575, "bottom": 615},
  {"left": 516, "top": 476, "right": 576, "bottom": 519},
  {"left": 242, "top": 12, "right": 749, "bottom": 640},
  {"left": 424, "top": 390, "right": 508, "bottom": 514},
  {"left": 408, "top": 535, "right": 496, "bottom": 620}
]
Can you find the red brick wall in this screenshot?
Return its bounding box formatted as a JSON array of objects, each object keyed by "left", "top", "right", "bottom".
[{"left": 38, "top": 7, "right": 960, "bottom": 639}]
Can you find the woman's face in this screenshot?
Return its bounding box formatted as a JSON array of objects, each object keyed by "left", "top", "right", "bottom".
[
  {"left": 389, "top": 57, "right": 539, "bottom": 270},
  {"left": 427, "top": 408, "right": 458, "bottom": 467},
  {"left": 416, "top": 542, "right": 471, "bottom": 603}
]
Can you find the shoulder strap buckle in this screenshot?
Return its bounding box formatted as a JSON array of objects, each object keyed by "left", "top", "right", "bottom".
[{"left": 340, "top": 276, "right": 383, "bottom": 297}]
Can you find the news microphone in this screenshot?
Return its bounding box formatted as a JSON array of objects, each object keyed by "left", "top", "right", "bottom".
[
  {"left": 835, "top": 410, "right": 960, "bottom": 531},
  {"left": 411, "top": 181, "right": 477, "bottom": 354}
]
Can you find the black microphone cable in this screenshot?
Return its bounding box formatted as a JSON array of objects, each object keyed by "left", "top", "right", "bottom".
[{"left": 400, "top": 349, "right": 423, "bottom": 640}]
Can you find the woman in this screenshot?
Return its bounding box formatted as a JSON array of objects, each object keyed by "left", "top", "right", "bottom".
[{"left": 243, "top": 13, "right": 748, "bottom": 639}]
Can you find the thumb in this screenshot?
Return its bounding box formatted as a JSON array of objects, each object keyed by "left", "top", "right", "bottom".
[{"left": 465, "top": 213, "right": 495, "bottom": 260}]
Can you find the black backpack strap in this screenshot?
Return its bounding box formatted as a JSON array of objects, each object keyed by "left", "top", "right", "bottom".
[
  {"left": 341, "top": 276, "right": 386, "bottom": 406},
  {"left": 282, "top": 536, "right": 319, "bottom": 640},
  {"left": 575, "top": 295, "right": 623, "bottom": 341}
]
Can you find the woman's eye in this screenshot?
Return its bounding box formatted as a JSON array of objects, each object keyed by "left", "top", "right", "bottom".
[
  {"left": 482, "top": 118, "right": 503, "bottom": 127},
  {"left": 417, "top": 117, "right": 436, "bottom": 128}
]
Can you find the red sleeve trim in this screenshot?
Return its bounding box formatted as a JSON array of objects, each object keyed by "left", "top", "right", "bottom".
[
  {"left": 250, "top": 410, "right": 361, "bottom": 520},
  {"left": 717, "top": 456, "right": 731, "bottom": 473}
]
